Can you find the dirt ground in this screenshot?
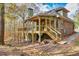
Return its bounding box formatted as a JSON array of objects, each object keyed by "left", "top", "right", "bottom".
[
  {"left": 0, "top": 42, "right": 79, "bottom": 56},
  {"left": 0, "top": 32, "right": 79, "bottom": 56}
]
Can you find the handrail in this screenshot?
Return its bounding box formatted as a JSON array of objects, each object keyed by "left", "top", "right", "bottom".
[
  {"left": 50, "top": 26, "right": 61, "bottom": 35},
  {"left": 47, "top": 26, "right": 57, "bottom": 34},
  {"left": 47, "top": 26, "right": 57, "bottom": 38},
  {"left": 50, "top": 26, "right": 62, "bottom": 40},
  {"left": 46, "top": 25, "right": 62, "bottom": 40}
]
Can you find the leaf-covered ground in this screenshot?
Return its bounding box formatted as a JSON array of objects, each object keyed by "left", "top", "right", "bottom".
[{"left": 0, "top": 32, "right": 79, "bottom": 56}]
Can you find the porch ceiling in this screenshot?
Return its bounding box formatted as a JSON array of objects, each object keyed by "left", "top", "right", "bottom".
[{"left": 25, "top": 15, "right": 54, "bottom": 22}]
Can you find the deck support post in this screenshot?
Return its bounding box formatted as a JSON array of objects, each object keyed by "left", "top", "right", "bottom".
[
  {"left": 45, "top": 18, "right": 47, "bottom": 31},
  {"left": 38, "top": 17, "right": 41, "bottom": 42},
  {"left": 18, "top": 31, "right": 20, "bottom": 44},
  {"left": 19, "top": 31, "right": 21, "bottom": 44},
  {"left": 32, "top": 33, "right": 34, "bottom": 43},
  {"left": 32, "top": 21, "right": 34, "bottom": 43},
  {"left": 26, "top": 31, "right": 28, "bottom": 41}
]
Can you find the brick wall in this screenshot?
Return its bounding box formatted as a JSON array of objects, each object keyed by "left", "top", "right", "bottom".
[{"left": 63, "top": 20, "right": 74, "bottom": 35}]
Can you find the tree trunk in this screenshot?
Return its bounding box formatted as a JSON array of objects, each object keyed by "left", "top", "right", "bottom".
[{"left": 0, "top": 4, "right": 5, "bottom": 45}]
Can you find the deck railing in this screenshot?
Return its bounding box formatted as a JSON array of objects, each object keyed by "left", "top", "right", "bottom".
[{"left": 26, "top": 24, "right": 45, "bottom": 32}]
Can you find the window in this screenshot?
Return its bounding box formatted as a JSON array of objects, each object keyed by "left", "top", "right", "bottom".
[
  {"left": 58, "top": 10, "right": 63, "bottom": 16},
  {"left": 63, "top": 12, "right": 67, "bottom": 17},
  {"left": 58, "top": 10, "right": 67, "bottom": 17},
  {"left": 28, "top": 8, "right": 33, "bottom": 16}
]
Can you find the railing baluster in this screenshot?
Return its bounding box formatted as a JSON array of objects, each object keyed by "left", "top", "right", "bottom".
[{"left": 47, "top": 25, "right": 62, "bottom": 41}]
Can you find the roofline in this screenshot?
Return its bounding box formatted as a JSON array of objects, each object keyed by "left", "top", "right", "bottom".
[
  {"left": 55, "top": 7, "right": 70, "bottom": 12},
  {"left": 24, "top": 14, "right": 74, "bottom": 24}
]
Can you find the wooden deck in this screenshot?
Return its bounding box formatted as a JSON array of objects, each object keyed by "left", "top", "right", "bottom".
[{"left": 21, "top": 16, "right": 63, "bottom": 43}]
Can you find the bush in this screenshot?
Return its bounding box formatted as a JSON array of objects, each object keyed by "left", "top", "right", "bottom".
[{"left": 75, "top": 40, "right": 79, "bottom": 46}]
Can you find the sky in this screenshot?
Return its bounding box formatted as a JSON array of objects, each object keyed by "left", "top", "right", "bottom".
[
  {"left": 41, "top": 3, "right": 79, "bottom": 19},
  {"left": 40, "top": 3, "right": 67, "bottom": 11},
  {"left": 43, "top": 3, "right": 67, "bottom": 10}
]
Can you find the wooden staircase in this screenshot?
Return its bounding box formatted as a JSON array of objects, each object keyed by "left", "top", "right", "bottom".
[{"left": 45, "top": 26, "right": 62, "bottom": 43}]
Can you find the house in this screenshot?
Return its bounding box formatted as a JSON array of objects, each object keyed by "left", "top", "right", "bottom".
[{"left": 23, "top": 7, "right": 75, "bottom": 43}]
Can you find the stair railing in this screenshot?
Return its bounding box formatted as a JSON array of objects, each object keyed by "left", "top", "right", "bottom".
[
  {"left": 46, "top": 25, "right": 62, "bottom": 41},
  {"left": 50, "top": 26, "right": 62, "bottom": 40},
  {"left": 46, "top": 26, "right": 57, "bottom": 38}
]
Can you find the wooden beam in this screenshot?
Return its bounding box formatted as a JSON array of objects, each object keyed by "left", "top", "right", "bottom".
[
  {"left": 35, "top": 22, "right": 37, "bottom": 31},
  {"left": 19, "top": 31, "right": 21, "bottom": 44},
  {"left": 32, "top": 32, "right": 34, "bottom": 43},
  {"left": 54, "top": 17, "right": 57, "bottom": 29},
  {"left": 26, "top": 32, "right": 28, "bottom": 41},
  {"left": 49, "top": 18, "right": 51, "bottom": 27},
  {"left": 38, "top": 17, "right": 41, "bottom": 42},
  {"left": 45, "top": 18, "right": 47, "bottom": 31},
  {"left": 32, "top": 21, "right": 34, "bottom": 43},
  {"left": 17, "top": 31, "right": 19, "bottom": 44}
]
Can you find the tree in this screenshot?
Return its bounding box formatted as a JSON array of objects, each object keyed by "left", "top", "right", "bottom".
[
  {"left": 0, "top": 3, "right": 5, "bottom": 45},
  {"left": 74, "top": 10, "right": 79, "bottom": 29},
  {"left": 5, "top": 4, "right": 28, "bottom": 43}
]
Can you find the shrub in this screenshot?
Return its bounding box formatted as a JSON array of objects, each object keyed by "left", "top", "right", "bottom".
[{"left": 75, "top": 40, "right": 79, "bottom": 46}]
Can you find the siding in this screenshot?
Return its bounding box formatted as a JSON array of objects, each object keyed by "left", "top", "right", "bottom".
[{"left": 63, "top": 20, "right": 74, "bottom": 35}]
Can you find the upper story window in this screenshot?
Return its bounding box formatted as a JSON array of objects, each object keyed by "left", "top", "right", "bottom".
[
  {"left": 28, "top": 8, "right": 33, "bottom": 17},
  {"left": 57, "top": 10, "right": 67, "bottom": 17}
]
